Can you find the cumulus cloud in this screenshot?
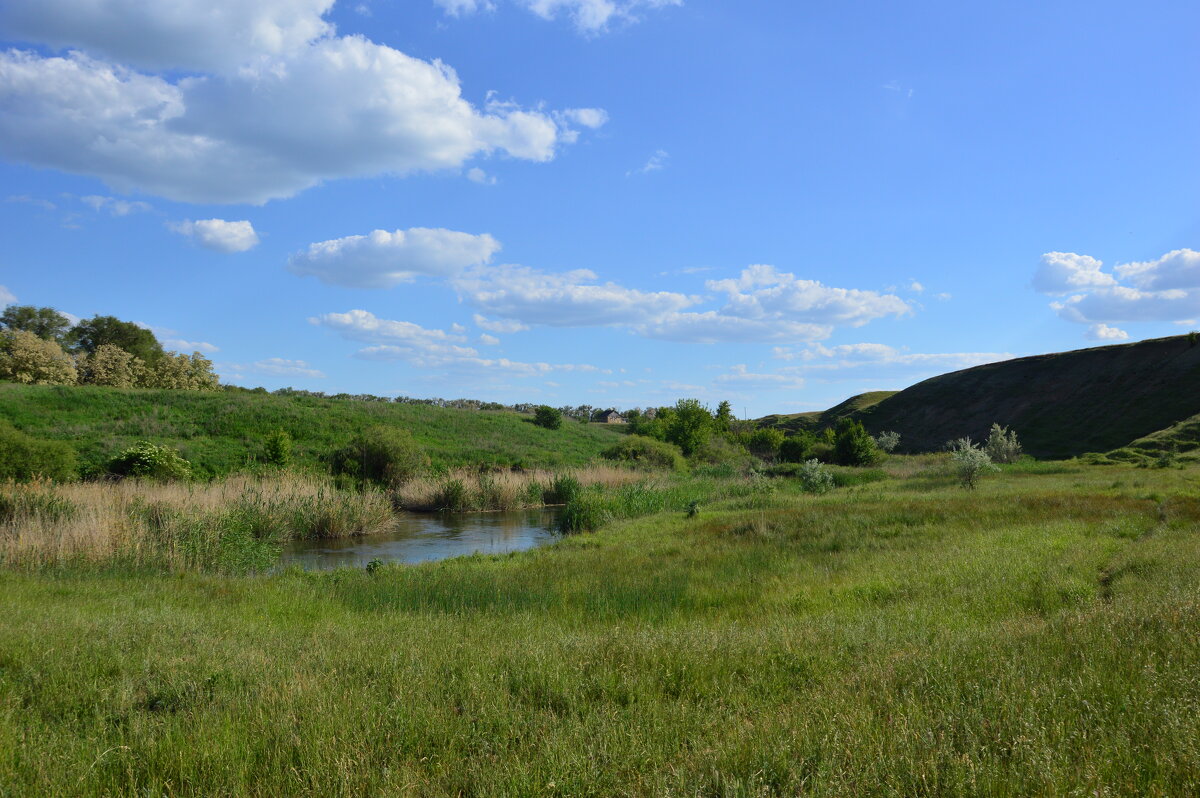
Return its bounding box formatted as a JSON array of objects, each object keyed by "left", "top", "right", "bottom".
[
  {"left": 556, "top": 107, "right": 608, "bottom": 128},
  {"left": 1114, "top": 249, "right": 1200, "bottom": 291},
  {"left": 479, "top": 333, "right": 501, "bottom": 345},
  {"left": 706, "top": 265, "right": 912, "bottom": 328},
  {"left": 1085, "top": 323, "right": 1129, "bottom": 341},
  {"left": 714, "top": 364, "right": 805, "bottom": 390},
  {"left": 473, "top": 314, "right": 529, "bottom": 333},
  {"left": 1032, "top": 251, "right": 1116, "bottom": 295},
  {"left": 82, "top": 195, "right": 152, "bottom": 216},
  {"left": 437, "top": 0, "right": 680, "bottom": 33},
  {"left": 169, "top": 219, "right": 259, "bottom": 253},
  {"left": 0, "top": 285, "right": 15, "bottom": 306},
  {"left": 0, "top": 3, "right": 593, "bottom": 203},
  {"left": 164, "top": 338, "right": 219, "bottom": 353},
  {"left": 454, "top": 264, "right": 698, "bottom": 327},
  {"left": 289, "top": 228, "right": 500, "bottom": 289},
  {"left": 219, "top": 357, "right": 326, "bottom": 379},
  {"left": 311, "top": 308, "right": 599, "bottom": 375},
  {"left": 637, "top": 312, "right": 831, "bottom": 343},
  {"left": 466, "top": 167, "right": 496, "bottom": 185},
  {"left": 627, "top": 148, "right": 668, "bottom": 176},
  {"left": 771, "top": 342, "right": 1013, "bottom": 372}
]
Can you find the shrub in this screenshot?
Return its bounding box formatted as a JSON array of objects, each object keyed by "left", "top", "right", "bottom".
[
  {"left": 948, "top": 437, "right": 998, "bottom": 489},
  {"left": 809, "top": 441, "right": 835, "bottom": 463},
  {"left": 545, "top": 474, "right": 582, "bottom": 505},
  {"left": 108, "top": 441, "right": 192, "bottom": 481},
  {"left": 533, "top": 405, "right": 563, "bottom": 430},
  {"left": 0, "top": 422, "right": 77, "bottom": 482},
  {"left": 779, "top": 432, "right": 815, "bottom": 463},
  {"left": 0, "top": 330, "right": 77, "bottom": 385},
  {"left": 263, "top": 429, "right": 293, "bottom": 467},
  {"left": 797, "top": 459, "right": 835, "bottom": 494},
  {"left": 746, "top": 427, "right": 786, "bottom": 460},
  {"left": 76, "top": 343, "right": 142, "bottom": 387},
  {"left": 665, "top": 398, "right": 713, "bottom": 457},
  {"left": 833, "top": 418, "right": 880, "bottom": 466},
  {"left": 984, "top": 423, "right": 1022, "bottom": 464},
  {"left": 601, "top": 435, "right": 686, "bottom": 471},
  {"left": 874, "top": 430, "right": 901, "bottom": 453},
  {"left": 331, "top": 426, "right": 428, "bottom": 486}
]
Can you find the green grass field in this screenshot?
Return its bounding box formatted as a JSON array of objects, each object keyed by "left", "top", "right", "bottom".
[
  {"left": 0, "top": 383, "right": 626, "bottom": 477},
  {"left": 2, "top": 458, "right": 1199, "bottom": 795}
]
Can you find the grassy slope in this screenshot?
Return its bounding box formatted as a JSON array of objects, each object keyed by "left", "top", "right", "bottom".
[
  {"left": 3, "top": 461, "right": 1200, "bottom": 794},
  {"left": 1122, "top": 411, "right": 1200, "bottom": 455},
  {"left": 849, "top": 335, "right": 1200, "bottom": 458},
  {"left": 758, "top": 390, "right": 898, "bottom": 433},
  {"left": 0, "top": 384, "right": 626, "bottom": 476}
]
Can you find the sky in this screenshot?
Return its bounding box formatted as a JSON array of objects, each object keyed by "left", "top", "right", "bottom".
[{"left": 0, "top": 0, "right": 1197, "bottom": 417}]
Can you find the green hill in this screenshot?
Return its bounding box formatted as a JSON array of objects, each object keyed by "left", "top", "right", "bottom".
[
  {"left": 839, "top": 335, "right": 1200, "bottom": 458},
  {"left": 758, "top": 391, "right": 898, "bottom": 434},
  {"left": 0, "top": 384, "right": 626, "bottom": 477}
]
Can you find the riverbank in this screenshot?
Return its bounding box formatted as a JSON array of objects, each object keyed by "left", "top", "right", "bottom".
[{"left": 2, "top": 459, "right": 1199, "bottom": 794}]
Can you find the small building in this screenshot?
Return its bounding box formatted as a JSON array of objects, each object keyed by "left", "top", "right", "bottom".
[{"left": 603, "top": 410, "right": 626, "bottom": 424}]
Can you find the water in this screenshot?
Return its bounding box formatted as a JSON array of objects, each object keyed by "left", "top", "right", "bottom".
[{"left": 279, "top": 508, "right": 560, "bottom": 570}]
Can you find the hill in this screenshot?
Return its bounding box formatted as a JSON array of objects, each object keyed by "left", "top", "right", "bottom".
[
  {"left": 839, "top": 334, "right": 1200, "bottom": 458},
  {"left": 0, "top": 384, "right": 626, "bottom": 477},
  {"left": 758, "top": 391, "right": 898, "bottom": 434}
]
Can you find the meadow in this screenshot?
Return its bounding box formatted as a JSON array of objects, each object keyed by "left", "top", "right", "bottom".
[{"left": 2, "top": 456, "right": 1199, "bottom": 795}]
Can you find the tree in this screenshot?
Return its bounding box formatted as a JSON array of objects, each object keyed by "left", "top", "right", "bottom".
[
  {"left": 67, "top": 315, "right": 164, "bottom": 363},
  {"left": 331, "top": 426, "right": 428, "bottom": 485},
  {"left": 144, "top": 351, "right": 219, "bottom": 390},
  {"left": 984, "top": 423, "right": 1022, "bottom": 464},
  {"left": 779, "top": 431, "right": 816, "bottom": 463},
  {"left": 77, "top": 344, "right": 142, "bottom": 387},
  {"left": 948, "top": 437, "right": 998, "bottom": 489},
  {"left": 747, "top": 427, "right": 785, "bottom": 460},
  {"left": 874, "top": 430, "right": 901, "bottom": 453},
  {"left": 665, "top": 398, "right": 713, "bottom": 457},
  {"left": 832, "top": 418, "right": 880, "bottom": 466},
  {"left": 715, "top": 400, "right": 733, "bottom": 431},
  {"left": 263, "top": 429, "right": 293, "bottom": 467},
  {"left": 0, "top": 330, "right": 77, "bottom": 385},
  {"left": 0, "top": 305, "right": 72, "bottom": 343},
  {"left": 533, "top": 405, "right": 563, "bottom": 430}
]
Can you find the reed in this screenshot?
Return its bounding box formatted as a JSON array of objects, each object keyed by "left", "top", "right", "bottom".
[{"left": 392, "top": 465, "right": 639, "bottom": 512}]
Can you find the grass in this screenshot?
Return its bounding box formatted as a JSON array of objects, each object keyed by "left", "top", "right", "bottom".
[
  {"left": 0, "top": 383, "right": 627, "bottom": 477},
  {"left": 2, "top": 458, "right": 1200, "bottom": 794}
]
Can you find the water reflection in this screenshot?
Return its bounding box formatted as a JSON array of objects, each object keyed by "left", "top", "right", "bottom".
[{"left": 279, "top": 508, "right": 560, "bottom": 570}]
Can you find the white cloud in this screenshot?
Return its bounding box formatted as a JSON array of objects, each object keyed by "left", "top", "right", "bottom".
[
  {"left": 706, "top": 265, "right": 912, "bottom": 328},
  {"left": 771, "top": 342, "right": 1013, "bottom": 372},
  {"left": 1114, "top": 249, "right": 1200, "bottom": 291},
  {"left": 1085, "top": 323, "right": 1129, "bottom": 342},
  {"left": 219, "top": 357, "right": 326, "bottom": 379},
  {"left": 0, "top": 0, "right": 335, "bottom": 73},
  {"left": 164, "top": 338, "right": 219, "bottom": 353},
  {"left": 438, "top": 0, "right": 680, "bottom": 33},
  {"left": 1032, "top": 251, "right": 1117, "bottom": 295},
  {"left": 908, "top": 280, "right": 924, "bottom": 293},
  {"left": 289, "top": 228, "right": 500, "bottom": 289},
  {"left": 312, "top": 308, "right": 599, "bottom": 376},
  {"left": 169, "top": 219, "right": 259, "bottom": 253},
  {"left": 637, "top": 312, "right": 832, "bottom": 343},
  {"left": 0, "top": 15, "right": 588, "bottom": 203},
  {"left": 935, "top": 292, "right": 952, "bottom": 301},
  {"left": 627, "top": 148, "right": 668, "bottom": 176},
  {"left": 0, "top": 285, "right": 15, "bottom": 306},
  {"left": 1051, "top": 285, "right": 1200, "bottom": 324},
  {"left": 466, "top": 167, "right": 497, "bottom": 185},
  {"left": 6, "top": 194, "right": 55, "bottom": 210},
  {"left": 557, "top": 107, "right": 608, "bottom": 128},
  {"left": 473, "top": 314, "right": 529, "bottom": 333},
  {"left": 454, "top": 264, "right": 698, "bottom": 327},
  {"left": 479, "top": 333, "right": 501, "bottom": 345},
  {"left": 714, "top": 364, "right": 805, "bottom": 390},
  {"left": 81, "top": 195, "right": 151, "bottom": 216}
]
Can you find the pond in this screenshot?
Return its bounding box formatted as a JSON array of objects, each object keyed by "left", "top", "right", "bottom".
[{"left": 279, "top": 508, "right": 560, "bottom": 570}]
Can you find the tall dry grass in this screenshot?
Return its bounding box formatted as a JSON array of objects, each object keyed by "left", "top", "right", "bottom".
[
  {"left": 393, "top": 465, "right": 641, "bottom": 511},
  {"left": 0, "top": 474, "right": 394, "bottom": 571}
]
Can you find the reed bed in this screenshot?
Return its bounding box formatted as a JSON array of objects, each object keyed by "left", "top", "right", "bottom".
[
  {"left": 392, "top": 464, "right": 641, "bottom": 512},
  {"left": 0, "top": 473, "right": 394, "bottom": 571}
]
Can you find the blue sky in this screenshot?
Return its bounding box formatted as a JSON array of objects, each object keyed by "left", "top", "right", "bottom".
[{"left": 1, "top": 0, "right": 1196, "bottom": 416}]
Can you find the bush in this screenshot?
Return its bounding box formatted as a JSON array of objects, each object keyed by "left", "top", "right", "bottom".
[
  {"left": 108, "top": 441, "right": 192, "bottom": 481},
  {"left": 746, "top": 427, "right": 785, "bottom": 460},
  {"left": 545, "top": 474, "right": 582, "bottom": 505},
  {"left": 331, "top": 426, "right": 428, "bottom": 486},
  {"left": 809, "top": 441, "right": 835, "bottom": 463},
  {"left": 601, "top": 435, "right": 686, "bottom": 471},
  {"left": 533, "top": 405, "right": 563, "bottom": 430},
  {"left": 0, "top": 422, "right": 77, "bottom": 481},
  {"left": 984, "top": 423, "right": 1022, "bottom": 464},
  {"left": 948, "top": 437, "right": 998, "bottom": 489},
  {"left": 0, "top": 330, "right": 77, "bottom": 385},
  {"left": 263, "top": 429, "right": 293, "bottom": 467},
  {"left": 797, "top": 459, "right": 835, "bottom": 494},
  {"left": 833, "top": 418, "right": 880, "bottom": 466},
  {"left": 779, "top": 432, "right": 816, "bottom": 463},
  {"left": 874, "top": 430, "right": 901, "bottom": 453}
]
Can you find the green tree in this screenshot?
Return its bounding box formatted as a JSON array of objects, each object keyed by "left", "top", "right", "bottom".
[
  {"left": 143, "top": 351, "right": 219, "bottom": 390},
  {"left": 832, "top": 418, "right": 880, "bottom": 466},
  {"left": 779, "top": 431, "right": 816, "bottom": 463},
  {"left": 68, "top": 315, "right": 164, "bottom": 363},
  {"left": 77, "top": 344, "right": 142, "bottom": 387},
  {"left": 0, "top": 305, "right": 72, "bottom": 343},
  {"left": 715, "top": 400, "right": 733, "bottom": 431},
  {"left": 263, "top": 429, "right": 293, "bottom": 467},
  {"left": 665, "top": 398, "right": 713, "bottom": 457},
  {"left": 747, "top": 427, "right": 785, "bottom": 460},
  {"left": 0, "top": 330, "right": 78, "bottom": 385},
  {"left": 331, "top": 427, "right": 428, "bottom": 486},
  {"left": 533, "top": 405, "right": 563, "bottom": 430}
]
